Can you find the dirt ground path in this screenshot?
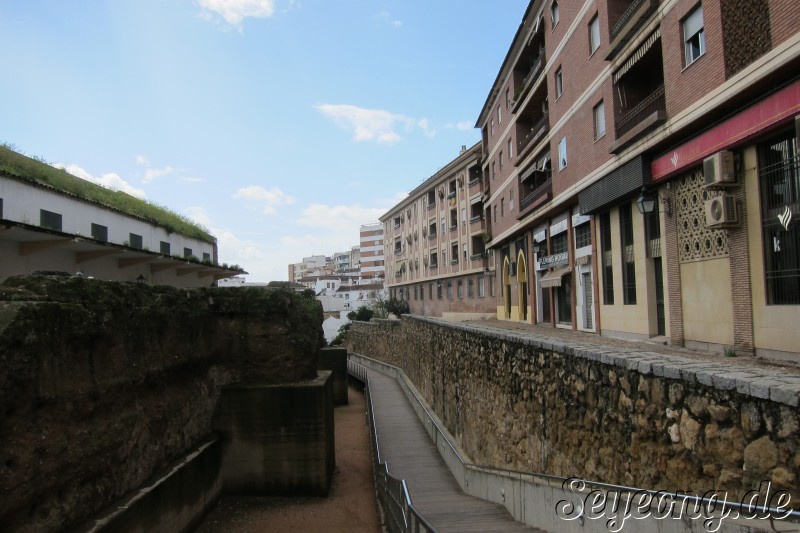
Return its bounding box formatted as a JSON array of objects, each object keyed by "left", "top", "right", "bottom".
[{"left": 196, "top": 386, "right": 382, "bottom": 533}]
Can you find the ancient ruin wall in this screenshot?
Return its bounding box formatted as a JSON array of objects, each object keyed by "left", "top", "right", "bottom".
[
  {"left": 348, "top": 317, "right": 800, "bottom": 503},
  {"left": 0, "top": 274, "right": 323, "bottom": 532}
]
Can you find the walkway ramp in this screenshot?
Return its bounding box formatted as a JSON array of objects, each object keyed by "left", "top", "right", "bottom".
[{"left": 365, "top": 367, "right": 541, "bottom": 532}]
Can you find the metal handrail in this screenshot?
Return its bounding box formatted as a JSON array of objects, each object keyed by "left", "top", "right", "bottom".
[
  {"left": 350, "top": 352, "right": 800, "bottom": 531},
  {"left": 348, "top": 360, "right": 437, "bottom": 533}
]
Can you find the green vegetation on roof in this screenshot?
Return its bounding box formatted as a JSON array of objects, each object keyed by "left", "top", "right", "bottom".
[{"left": 0, "top": 144, "right": 215, "bottom": 243}]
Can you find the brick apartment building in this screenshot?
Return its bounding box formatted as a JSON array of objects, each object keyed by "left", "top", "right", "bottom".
[
  {"left": 381, "top": 144, "right": 497, "bottom": 320},
  {"left": 475, "top": 0, "right": 799, "bottom": 358},
  {"left": 359, "top": 223, "right": 385, "bottom": 280}
]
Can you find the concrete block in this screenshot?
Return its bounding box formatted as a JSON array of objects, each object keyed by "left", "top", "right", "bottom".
[
  {"left": 214, "top": 372, "right": 335, "bottom": 496},
  {"left": 318, "top": 347, "right": 348, "bottom": 405}
]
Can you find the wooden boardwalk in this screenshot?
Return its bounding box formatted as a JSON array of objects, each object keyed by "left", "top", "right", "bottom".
[{"left": 366, "top": 368, "right": 543, "bottom": 532}]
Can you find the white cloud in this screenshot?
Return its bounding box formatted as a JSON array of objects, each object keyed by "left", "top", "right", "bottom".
[
  {"left": 295, "top": 203, "right": 386, "bottom": 232},
  {"left": 143, "top": 165, "right": 177, "bottom": 183},
  {"left": 233, "top": 185, "right": 295, "bottom": 215},
  {"left": 184, "top": 206, "right": 213, "bottom": 227},
  {"left": 197, "top": 0, "right": 275, "bottom": 29},
  {"left": 53, "top": 162, "right": 147, "bottom": 199},
  {"left": 444, "top": 121, "right": 474, "bottom": 132},
  {"left": 135, "top": 154, "right": 149, "bottom": 166},
  {"left": 315, "top": 104, "right": 434, "bottom": 144},
  {"left": 379, "top": 11, "right": 402, "bottom": 28}
]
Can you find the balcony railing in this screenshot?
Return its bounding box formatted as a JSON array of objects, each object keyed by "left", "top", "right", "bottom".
[
  {"left": 519, "top": 176, "right": 552, "bottom": 214},
  {"left": 615, "top": 85, "right": 665, "bottom": 138},
  {"left": 513, "top": 50, "right": 545, "bottom": 107},
  {"left": 517, "top": 113, "right": 549, "bottom": 158},
  {"left": 612, "top": 0, "right": 646, "bottom": 37},
  {"left": 607, "top": 0, "right": 659, "bottom": 59}
]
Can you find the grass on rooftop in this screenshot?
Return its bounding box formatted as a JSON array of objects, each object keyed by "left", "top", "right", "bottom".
[{"left": 0, "top": 144, "right": 215, "bottom": 243}]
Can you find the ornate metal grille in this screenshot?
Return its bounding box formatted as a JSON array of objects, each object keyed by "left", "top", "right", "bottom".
[{"left": 677, "top": 169, "right": 729, "bottom": 262}]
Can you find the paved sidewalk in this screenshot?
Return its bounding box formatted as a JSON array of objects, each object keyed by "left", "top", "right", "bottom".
[{"left": 424, "top": 317, "right": 800, "bottom": 407}]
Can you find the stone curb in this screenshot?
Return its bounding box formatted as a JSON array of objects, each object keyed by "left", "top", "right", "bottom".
[{"left": 393, "top": 315, "right": 800, "bottom": 407}]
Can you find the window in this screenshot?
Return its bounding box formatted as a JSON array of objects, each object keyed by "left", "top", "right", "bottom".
[
  {"left": 501, "top": 198, "right": 505, "bottom": 218},
  {"left": 551, "top": 0, "right": 559, "bottom": 26},
  {"left": 447, "top": 281, "right": 453, "bottom": 299},
  {"left": 600, "top": 212, "right": 614, "bottom": 305},
  {"left": 394, "top": 237, "right": 402, "bottom": 253},
  {"left": 594, "top": 101, "right": 606, "bottom": 140},
  {"left": 203, "top": 252, "right": 211, "bottom": 262},
  {"left": 414, "top": 285, "right": 418, "bottom": 300},
  {"left": 429, "top": 283, "right": 433, "bottom": 299},
  {"left": 478, "top": 277, "right": 485, "bottom": 297},
  {"left": 555, "top": 67, "right": 563, "bottom": 97},
  {"left": 437, "top": 282, "right": 443, "bottom": 299},
  {"left": 463, "top": 243, "right": 468, "bottom": 260},
  {"left": 589, "top": 14, "right": 600, "bottom": 54},
  {"left": 448, "top": 180, "right": 457, "bottom": 197},
  {"left": 91, "top": 223, "right": 108, "bottom": 242},
  {"left": 451, "top": 242, "right": 459, "bottom": 264},
  {"left": 184, "top": 246, "right": 193, "bottom": 258},
  {"left": 498, "top": 106, "right": 502, "bottom": 125},
  {"left": 420, "top": 284, "right": 424, "bottom": 301},
  {"left": 509, "top": 189, "right": 515, "bottom": 211},
  {"left": 758, "top": 131, "right": 800, "bottom": 304},
  {"left": 620, "top": 203, "right": 637, "bottom": 304},
  {"left": 494, "top": 205, "right": 498, "bottom": 223},
  {"left": 559, "top": 137, "right": 568, "bottom": 170},
  {"left": 39, "top": 209, "right": 62, "bottom": 231},
  {"left": 393, "top": 216, "right": 401, "bottom": 228},
  {"left": 441, "top": 217, "right": 446, "bottom": 235},
  {"left": 551, "top": 232, "right": 568, "bottom": 254},
  {"left": 457, "top": 280, "right": 464, "bottom": 298},
  {"left": 129, "top": 233, "right": 143, "bottom": 250},
  {"left": 450, "top": 209, "right": 458, "bottom": 230},
  {"left": 492, "top": 161, "right": 496, "bottom": 180},
  {"left": 468, "top": 278, "right": 474, "bottom": 297},
  {"left": 490, "top": 118, "right": 495, "bottom": 137},
  {"left": 499, "top": 151, "right": 504, "bottom": 171},
  {"left": 508, "top": 138, "right": 513, "bottom": 160},
  {"left": 575, "top": 223, "right": 592, "bottom": 249},
  {"left": 427, "top": 189, "right": 436, "bottom": 208},
  {"left": 461, "top": 207, "right": 467, "bottom": 226},
  {"left": 430, "top": 250, "right": 438, "bottom": 268},
  {"left": 505, "top": 88, "right": 510, "bottom": 109},
  {"left": 683, "top": 5, "right": 705, "bottom": 66},
  {"left": 442, "top": 249, "right": 447, "bottom": 265}
]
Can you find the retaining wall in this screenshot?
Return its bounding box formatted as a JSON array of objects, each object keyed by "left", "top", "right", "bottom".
[{"left": 347, "top": 316, "right": 800, "bottom": 505}]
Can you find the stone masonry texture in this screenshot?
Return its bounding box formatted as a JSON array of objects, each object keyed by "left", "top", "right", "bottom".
[
  {"left": 0, "top": 273, "right": 323, "bottom": 532},
  {"left": 347, "top": 316, "right": 800, "bottom": 505}
]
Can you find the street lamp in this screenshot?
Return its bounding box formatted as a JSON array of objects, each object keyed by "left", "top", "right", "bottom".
[{"left": 635, "top": 187, "right": 657, "bottom": 214}]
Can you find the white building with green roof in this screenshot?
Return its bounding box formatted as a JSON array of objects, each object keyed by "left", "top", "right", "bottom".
[{"left": 0, "top": 146, "right": 245, "bottom": 287}]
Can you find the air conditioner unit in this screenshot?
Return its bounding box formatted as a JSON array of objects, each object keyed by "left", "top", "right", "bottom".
[
  {"left": 705, "top": 194, "right": 738, "bottom": 228},
  {"left": 703, "top": 150, "right": 736, "bottom": 187}
]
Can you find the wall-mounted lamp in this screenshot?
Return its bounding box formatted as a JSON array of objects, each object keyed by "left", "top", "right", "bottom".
[
  {"left": 635, "top": 187, "right": 672, "bottom": 217},
  {"left": 136, "top": 274, "right": 146, "bottom": 283},
  {"left": 532, "top": 242, "right": 542, "bottom": 255}
]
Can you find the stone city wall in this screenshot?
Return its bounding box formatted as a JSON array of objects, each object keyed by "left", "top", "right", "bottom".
[
  {"left": 0, "top": 274, "right": 323, "bottom": 532},
  {"left": 347, "top": 316, "right": 800, "bottom": 505}
]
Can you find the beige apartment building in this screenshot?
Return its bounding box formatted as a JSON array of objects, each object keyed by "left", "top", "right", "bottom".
[
  {"left": 474, "top": 0, "right": 800, "bottom": 359},
  {"left": 382, "top": 144, "right": 497, "bottom": 320}
]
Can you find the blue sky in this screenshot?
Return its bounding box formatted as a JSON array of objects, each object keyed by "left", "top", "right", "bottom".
[{"left": 0, "top": 0, "right": 528, "bottom": 281}]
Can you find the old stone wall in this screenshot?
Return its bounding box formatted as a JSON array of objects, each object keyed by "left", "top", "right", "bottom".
[
  {"left": 347, "top": 316, "right": 800, "bottom": 504},
  {"left": 0, "top": 273, "right": 323, "bottom": 532}
]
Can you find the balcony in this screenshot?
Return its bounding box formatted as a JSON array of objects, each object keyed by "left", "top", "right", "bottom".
[
  {"left": 606, "top": 0, "right": 659, "bottom": 60},
  {"left": 611, "top": 85, "right": 666, "bottom": 153},
  {"left": 517, "top": 113, "right": 549, "bottom": 162},
  {"left": 518, "top": 171, "right": 552, "bottom": 219},
  {"left": 512, "top": 50, "right": 545, "bottom": 113}
]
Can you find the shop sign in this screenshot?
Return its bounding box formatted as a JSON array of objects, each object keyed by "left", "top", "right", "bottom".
[{"left": 540, "top": 252, "right": 568, "bottom": 267}]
